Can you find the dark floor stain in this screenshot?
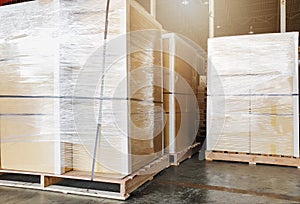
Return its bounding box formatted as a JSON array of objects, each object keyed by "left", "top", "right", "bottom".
[{"left": 155, "top": 179, "right": 300, "bottom": 203}]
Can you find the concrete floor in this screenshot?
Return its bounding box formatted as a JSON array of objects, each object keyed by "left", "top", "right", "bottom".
[{"left": 0, "top": 156, "right": 299, "bottom": 204}]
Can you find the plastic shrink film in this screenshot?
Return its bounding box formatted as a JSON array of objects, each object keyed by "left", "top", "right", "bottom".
[
  {"left": 162, "top": 34, "right": 206, "bottom": 154},
  {"left": 207, "top": 32, "right": 299, "bottom": 157},
  {"left": 0, "top": 0, "right": 61, "bottom": 174},
  {"left": 0, "top": 0, "right": 164, "bottom": 175}
]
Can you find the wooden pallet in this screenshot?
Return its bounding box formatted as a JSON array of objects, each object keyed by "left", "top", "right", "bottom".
[
  {"left": 169, "top": 143, "right": 202, "bottom": 166},
  {"left": 206, "top": 151, "right": 300, "bottom": 168},
  {"left": 0, "top": 155, "right": 170, "bottom": 200}
]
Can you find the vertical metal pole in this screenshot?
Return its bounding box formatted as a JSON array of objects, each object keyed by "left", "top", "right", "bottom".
[
  {"left": 280, "top": 0, "right": 286, "bottom": 33},
  {"left": 209, "top": 0, "right": 214, "bottom": 38},
  {"left": 150, "top": 0, "right": 156, "bottom": 19},
  {"left": 169, "top": 34, "right": 175, "bottom": 154},
  {"left": 160, "top": 37, "right": 164, "bottom": 156},
  {"left": 104, "top": 0, "right": 111, "bottom": 40},
  {"left": 91, "top": 0, "right": 110, "bottom": 181}
]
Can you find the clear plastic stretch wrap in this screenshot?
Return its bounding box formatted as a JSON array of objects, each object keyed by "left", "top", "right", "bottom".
[
  {"left": 0, "top": 0, "right": 164, "bottom": 176},
  {"left": 207, "top": 32, "right": 299, "bottom": 157},
  {"left": 0, "top": 0, "right": 61, "bottom": 174},
  {"left": 162, "top": 33, "right": 206, "bottom": 154}
]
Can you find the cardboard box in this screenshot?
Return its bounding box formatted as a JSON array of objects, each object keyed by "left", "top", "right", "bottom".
[{"left": 0, "top": 0, "right": 164, "bottom": 175}]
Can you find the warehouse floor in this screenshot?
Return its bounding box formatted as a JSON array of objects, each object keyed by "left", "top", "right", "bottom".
[{"left": 0, "top": 155, "right": 299, "bottom": 204}]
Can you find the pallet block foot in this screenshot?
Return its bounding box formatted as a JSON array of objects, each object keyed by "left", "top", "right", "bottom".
[
  {"left": 169, "top": 143, "right": 201, "bottom": 166},
  {"left": 249, "top": 162, "right": 256, "bottom": 166},
  {"left": 41, "top": 175, "right": 62, "bottom": 188}
]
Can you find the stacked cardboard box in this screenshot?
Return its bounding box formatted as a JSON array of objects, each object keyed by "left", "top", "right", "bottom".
[
  {"left": 207, "top": 32, "right": 299, "bottom": 157},
  {"left": 0, "top": 0, "right": 164, "bottom": 175},
  {"left": 0, "top": 0, "right": 61, "bottom": 174},
  {"left": 163, "top": 34, "right": 206, "bottom": 154}
]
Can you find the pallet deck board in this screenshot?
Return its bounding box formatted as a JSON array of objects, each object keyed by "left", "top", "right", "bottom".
[
  {"left": 0, "top": 148, "right": 201, "bottom": 199},
  {"left": 206, "top": 151, "right": 300, "bottom": 168},
  {"left": 0, "top": 155, "right": 170, "bottom": 200}
]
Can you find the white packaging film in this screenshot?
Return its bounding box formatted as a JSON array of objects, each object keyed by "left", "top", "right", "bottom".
[
  {"left": 207, "top": 32, "right": 299, "bottom": 157},
  {"left": 162, "top": 33, "right": 207, "bottom": 154},
  {"left": 0, "top": 0, "right": 165, "bottom": 176},
  {"left": 0, "top": 0, "right": 207, "bottom": 176}
]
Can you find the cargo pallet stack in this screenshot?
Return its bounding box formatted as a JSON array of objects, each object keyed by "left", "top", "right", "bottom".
[
  {"left": 0, "top": 0, "right": 206, "bottom": 200},
  {"left": 162, "top": 33, "right": 206, "bottom": 165},
  {"left": 206, "top": 32, "right": 300, "bottom": 168},
  {"left": 0, "top": 0, "right": 166, "bottom": 200}
]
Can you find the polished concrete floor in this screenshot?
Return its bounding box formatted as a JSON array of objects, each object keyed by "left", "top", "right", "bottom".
[{"left": 0, "top": 156, "right": 299, "bottom": 204}]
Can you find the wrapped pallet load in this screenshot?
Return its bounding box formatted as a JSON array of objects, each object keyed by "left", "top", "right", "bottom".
[
  {"left": 0, "top": 0, "right": 164, "bottom": 176},
  {"left": 162, "top": 33, "right": 206, "bottom": 158},
  {"left": 207, "top": 32, "right": 299, "bottom": 157},
  {"left": 0, "top": 0, "right": 61, "bottom": 174}
]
